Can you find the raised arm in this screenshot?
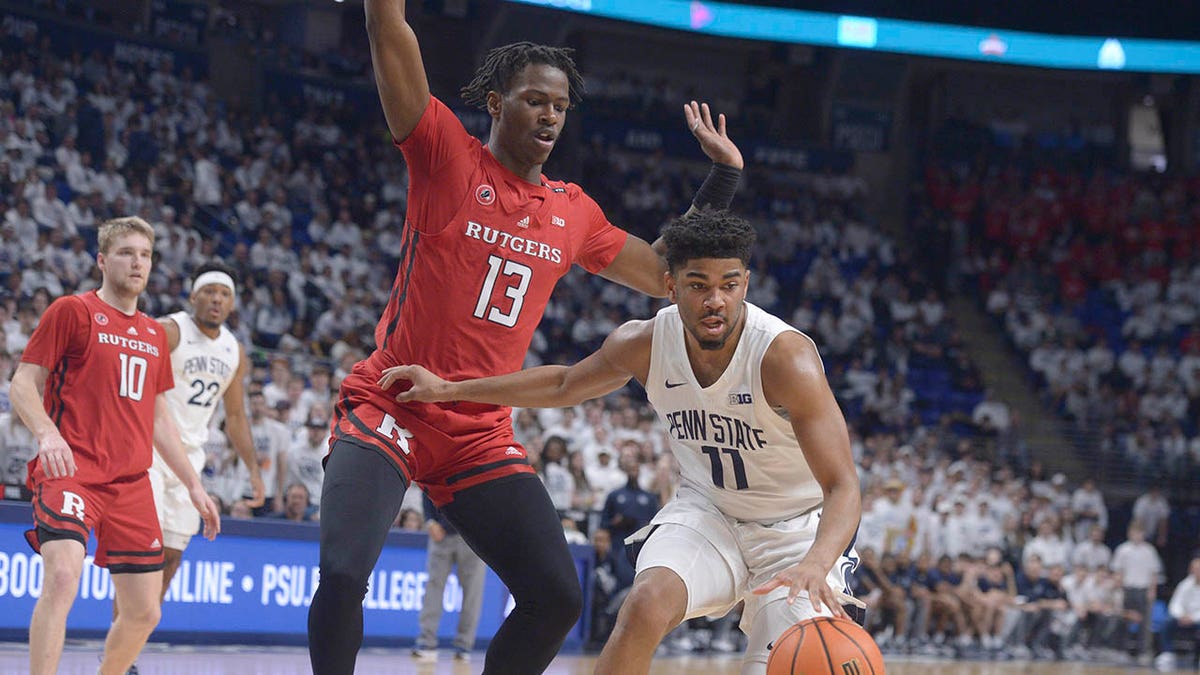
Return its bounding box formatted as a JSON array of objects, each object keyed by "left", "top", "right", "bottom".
[
  {"left": 365, "top": 0, "right": 432, "bottom": 142},
  {"left": 598, "top": 102, "right": 743, "bottom": 296},
  {"left": 752, "top": 331, "right": 861, "bottom": 615},
  {"left": 378, "top": 319, "right": 654, "bottom": 408}
]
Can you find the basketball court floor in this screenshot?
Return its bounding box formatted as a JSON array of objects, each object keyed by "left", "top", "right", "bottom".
[{"left": 2, "top": 642, "right": 1194, "bottom": 675}]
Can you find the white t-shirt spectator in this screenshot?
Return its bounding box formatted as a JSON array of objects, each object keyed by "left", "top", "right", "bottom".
[{"left": 1110, "top": 540, "right": 1162, "bottom": 590}]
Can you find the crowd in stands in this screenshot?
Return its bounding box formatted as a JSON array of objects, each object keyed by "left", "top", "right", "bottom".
[
  {"left": 0, "top": 10, "right": 1196, "bottom": 666},
  {"left": 919, "top": 122, "right": 1200, "bottom": 497}
]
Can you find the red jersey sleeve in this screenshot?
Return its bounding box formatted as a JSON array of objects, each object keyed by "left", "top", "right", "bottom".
[
  {"left": 153, "top": 326, "right": 174, "bottom": 395},
  {"left": 574, "top": 191, "right": 629, "bottom": 273},
  {"left": 20, "top": 295, "right": 86, "bottom": 370},
  {"left": 396, "top": 97, "right": 480, "bottom": 234}
]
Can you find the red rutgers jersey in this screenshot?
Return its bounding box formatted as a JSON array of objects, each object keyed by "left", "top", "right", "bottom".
[
  {"left": 21, "top": 292, "right": 174, "bottom": 484},
  {"left": 333, "top": 97, "right": 628, "bottom": 495}
]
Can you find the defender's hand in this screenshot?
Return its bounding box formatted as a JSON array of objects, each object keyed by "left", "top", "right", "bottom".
[
  {"left": 684, "top": 100, "right": 743, "bottom": 170},
  {"left": 377, "top": 364, "right": 453, "bottom": 403}
]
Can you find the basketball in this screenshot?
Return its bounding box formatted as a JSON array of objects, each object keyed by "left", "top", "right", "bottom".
[{"left": 766, "top": 616, "right": 885, "bottom": 675}]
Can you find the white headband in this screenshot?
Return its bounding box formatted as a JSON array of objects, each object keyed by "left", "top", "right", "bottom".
[{"left": 192, "top": 271, "right": 236, "bottom": 295}]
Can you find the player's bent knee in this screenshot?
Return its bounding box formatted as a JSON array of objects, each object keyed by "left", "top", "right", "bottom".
[
  {"left": 537, "top": 574, "right": 584, "bottom": 628},
  {"left": 621, "top": 582, "right": 685, "bottom": 632},
  {"left": 314, "top": 571, "right": 369, "bottom": 603}
]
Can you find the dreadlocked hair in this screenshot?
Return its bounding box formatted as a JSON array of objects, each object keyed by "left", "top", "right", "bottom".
[
  {"left": 459, "top": 41, "right": 585, "bottom": 110},
  {"left": 662, "top": 207, "right": 757, "bottom": 273}
]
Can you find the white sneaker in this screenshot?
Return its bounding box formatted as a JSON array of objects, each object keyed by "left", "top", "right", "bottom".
[
  {"left": 410, "top": 648, "right": 437, "bottom": 663},
  {"left": 453, "top": 649, "right": 471, "bottom": 662},
  {"left": 1154, "top": 651, "right": 1177, "bottom": 671}
]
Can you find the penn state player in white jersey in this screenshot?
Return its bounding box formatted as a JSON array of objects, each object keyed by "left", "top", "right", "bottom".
[
  {"left": 379, "top": 208, "right": 862, "bottom": 674},
  {"left": 149, "top": 263, "right": 264, "bottom": 594}
]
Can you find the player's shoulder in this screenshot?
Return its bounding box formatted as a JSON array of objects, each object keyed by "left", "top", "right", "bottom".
[
  {"left": 543, "top": 177, "right": 590, "bottom": 202},
  {"left": 43, "top": 292, "right": 88, "bottom": 320}
]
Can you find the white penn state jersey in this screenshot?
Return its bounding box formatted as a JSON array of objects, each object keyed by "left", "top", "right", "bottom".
[
  {"left": 163, "top": 310, "right": 240, "bottom": 451},
  {"left": 645, "top": 303, "right": 824, "bottom": 524}
]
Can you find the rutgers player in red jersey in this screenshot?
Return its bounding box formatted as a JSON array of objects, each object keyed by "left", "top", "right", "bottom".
[
  {"left": 10, "top": 217, "right": 220, "bottom": 675},
  {"left": 307, "top": 2, "right": 743, "bottom": 673}
]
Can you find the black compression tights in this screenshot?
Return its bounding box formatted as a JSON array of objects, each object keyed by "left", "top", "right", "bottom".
[
  {"left": 308, "top": 442, "right": 405, "bottom": 674},
  {"left": 444, "top": 472, "right": 584, "bottom": 674},
  {"left": 308, "top": 442, "right": 583, "bottom": 674}
]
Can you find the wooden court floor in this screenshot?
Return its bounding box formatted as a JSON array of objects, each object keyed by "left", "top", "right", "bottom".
[{"left": 2, "top": 642, "right": 1196, "bottom": 675}]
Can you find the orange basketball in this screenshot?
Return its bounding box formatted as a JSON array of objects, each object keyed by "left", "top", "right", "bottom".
[{"left": 766, "top": 616, "right": 885, "bottom": 675}]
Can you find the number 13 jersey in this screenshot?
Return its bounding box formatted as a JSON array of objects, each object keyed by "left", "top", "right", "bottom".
[
  {"left": 333, "top": 97, "right": 628, "bottom": 487},
  {"left": 645, "top": 303, "right": 824, "bottom": 524}
]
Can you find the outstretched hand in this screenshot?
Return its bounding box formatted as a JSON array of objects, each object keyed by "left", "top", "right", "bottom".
[
  {"left": 752, "top": 559, "right": 848, "bottom": 619},
  {"left": 377, "top": 364, "right": 453, "bottom": 403},
  {"left": 684, "top": 100, "right": 743, "bottom": 170}
]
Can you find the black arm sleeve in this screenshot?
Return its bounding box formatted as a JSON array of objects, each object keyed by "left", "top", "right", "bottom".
[{"left": 690, "top": 162, "right": 742, "bottom": 211}]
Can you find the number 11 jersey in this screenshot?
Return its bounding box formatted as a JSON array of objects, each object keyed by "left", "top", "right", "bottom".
[{"left": 645, "top": 303, "right": 825, "bottom": 524}]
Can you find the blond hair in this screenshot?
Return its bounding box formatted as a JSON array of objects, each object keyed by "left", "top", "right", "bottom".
[{"left": 97, "top": 216, "right": 155, "bottom": 253}]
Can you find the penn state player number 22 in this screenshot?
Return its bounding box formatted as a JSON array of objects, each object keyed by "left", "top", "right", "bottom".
[
  {"left": 187, "top": 379, "right": 221, "bottom": 407},
  {"left": 701, "top": 444, "right": 749, "bottom": 490},
  {"left": 473, "top": 254, "right": 532, "bottom": 327}
]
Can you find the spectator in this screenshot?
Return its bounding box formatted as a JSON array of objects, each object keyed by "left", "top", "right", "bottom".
[
  {"left": 267, "top": 483, "right": 317, "bottom": 522},
  {"left": 1070, "top": 478, "right": 1108, "bottom": 543},
  {"left": 1131, "top": 486, "right": 1171, "bottom": 549},
  {"left": 1155, "top": 556, "right": 1200, "bottom": 671},
  {"left": 411, "top": 491, "right": 485, "bottom": 664},
  {"left": 286, "top": 414, "right": 329, "bottom": 509},
  {"left": 599, "top": 448, "right": 659, "bottom": 598},
  {"left": 588, "top": 528, "right": 633, "bottom": 650},
  {"left": 246, "top": 389, "right": 290, "bottom": 515},
  {"left": 1110, "top": 523, "right": 1162, "bottom": 658}
]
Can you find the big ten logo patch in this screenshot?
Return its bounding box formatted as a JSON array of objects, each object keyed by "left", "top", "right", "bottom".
[{"left": 728, "top": 392, "right": 753, "bottom": 406}]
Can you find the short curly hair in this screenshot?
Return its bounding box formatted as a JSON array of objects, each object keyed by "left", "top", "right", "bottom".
[
  {"left": 460, "top": 42, "right": 585, "bottom": 110},
  {"left": 661, "top": 207, "right": 756, "bottom": 273}
]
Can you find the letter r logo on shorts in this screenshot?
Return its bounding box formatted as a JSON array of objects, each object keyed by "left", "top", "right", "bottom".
[
  {"left": 376, "top": 414, "right": 414, "bottom": 455},
  {"left": 61, "top": 491, "right": 86, "bottom": 520}
]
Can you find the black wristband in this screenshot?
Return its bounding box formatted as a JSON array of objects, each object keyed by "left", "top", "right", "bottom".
[{"left": 691, "top": 162, "right": 742, "bottom": 211}]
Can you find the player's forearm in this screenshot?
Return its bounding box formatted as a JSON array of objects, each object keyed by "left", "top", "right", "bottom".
[
  {"left": 9, "top": 370, "right": 57, "bottom": 441},
  {"left": 446, "top": 366, "right": 582, "bottom": 408},
  {"left": 223, "top": 410, "right": 262, "bottom": 481},
  {"left": 153, "top": 405, "right": 204, "bottom": 492},
  {"left": 804, "top": 481, "right": 862, "bottom": 573},
  {"left": 364, "top": 0, "right": 406, "bottom": 27},
  {"left": 155, "top": 430, "right": 204, "bottom": 491}
]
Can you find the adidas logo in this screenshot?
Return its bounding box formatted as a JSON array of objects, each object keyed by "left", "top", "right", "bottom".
[
  {"left": 150, "top": 538, "right": 160, "bottom": 548},
  {"left": 127, "top": 327, "right": 138, "bottom": 336},
  {"left": 551, "top": 215, "right": 565, "bottom": 227},
  {"left": 505, "top": 447, "right": 522, "bottom": 457},
  {"left": 516, "top": 216, "right": 530, "bottom": 229}
]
